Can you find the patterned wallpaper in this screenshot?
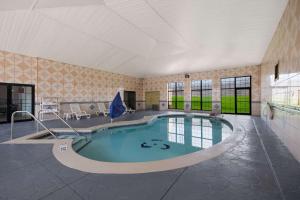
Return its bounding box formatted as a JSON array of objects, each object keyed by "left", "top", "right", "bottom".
[
  {"left": 143, "top": 65, "right": 261, "bottom": 115},
  {"left": 0, "top": 50, "right": 143, "bottom": 103},
  {"left": 260, "top": 0, "right": 300, "bottom": 161},
  {"left": 0, "top": 50, "right": 261, "bottom": 114},
  {"left": 145, "top": 91, "right": 160, "bottom": 110}
]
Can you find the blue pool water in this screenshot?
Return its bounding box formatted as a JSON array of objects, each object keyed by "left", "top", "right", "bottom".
[{"left": 76, "top": 116, "right": 233, "bottom": 162}]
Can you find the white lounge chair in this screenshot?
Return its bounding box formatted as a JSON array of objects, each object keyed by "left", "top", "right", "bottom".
[
  {"left": 96, "top": 102, "right": 110, "bottom": 117},
  {"left": 123, "top": 102, "right": 135, "bottom": 114},
  {"left": 70, "top": 104, "right": 91, "bottom": 120}
]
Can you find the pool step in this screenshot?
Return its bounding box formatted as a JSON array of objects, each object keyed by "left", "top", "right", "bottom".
[
  {"left": 56, "top": 134, "right": 91, "bottom": 152},
  {"left": 57, "top": 135, "right": 78, "bottom": 139},
  {"left": 72, "top": 136, "right": 91, "bottom": 152}
]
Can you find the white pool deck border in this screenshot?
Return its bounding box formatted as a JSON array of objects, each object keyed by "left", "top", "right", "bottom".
[{"left": 4, "top": 113, "right": 246, "bottom": 174}]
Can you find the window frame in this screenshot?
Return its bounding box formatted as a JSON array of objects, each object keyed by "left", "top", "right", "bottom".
[
  {"left": 221, "top": 76, "right": 252, "bottom": 115},
  {"left": 191, "top": 80, "right": 212, "bottom": 111},
  {"left": 168, "top": 82, "right": 184, "bottom": 110}
]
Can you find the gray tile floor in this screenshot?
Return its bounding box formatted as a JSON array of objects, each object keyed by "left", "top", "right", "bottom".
[{"left": 0, "top": 112, "right": 300, "bottom": 200}]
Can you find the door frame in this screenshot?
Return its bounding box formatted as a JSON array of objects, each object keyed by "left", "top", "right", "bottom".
[
  {"left": 0, "top": 82, "right": 35, "bottom": 123},
  {"left": 124, "top": 90, "right": 136, "bottom": 110},
  {"left": 235, "top": 87, "right": 252, "bottom": 115},
  {"left": 221, "top": 76, "right": 251, "bottom": 115}
]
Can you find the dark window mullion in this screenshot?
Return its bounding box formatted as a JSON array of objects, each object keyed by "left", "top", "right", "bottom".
[
  {"left": 7, "top": 85, "right": 12, "bottom": 122},
  {"left": 234, "top": 77, "right": 237, "bottom": 114},
  {"left": 175, "top": 83, "right": 178, "bottom": 109},
  {"left": 200, "top": 80, "right": 202, "bottom": 110}
]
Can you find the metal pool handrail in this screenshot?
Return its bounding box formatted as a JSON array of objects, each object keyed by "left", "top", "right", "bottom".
[
  {"left": 11, "top": 111, "right": 57, "bottom": 140},
  {"left": 38, "top": 110, "right": 80, "bottom": 137},
  {"left": 267, "top": 102, "right": 300, "bottom": 115}
]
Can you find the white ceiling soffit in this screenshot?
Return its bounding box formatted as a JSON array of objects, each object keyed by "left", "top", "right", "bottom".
[
  {"left": 35, "top": 0, "right": 104, "bottom": 9},
  {"left": 0, "top": 0, "right": 104, "bottom": 11},
  {"left": 0, "top": 0, "right": 288, "bottom": 77}
]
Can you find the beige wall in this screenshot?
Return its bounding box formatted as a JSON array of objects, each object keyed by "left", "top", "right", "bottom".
[
  {"left": 261, "top": 0, "right": 300, "bottom": 161},
  {"left": 0, "top": 51, "right": 261, "bottom": 115},
  {"left": 0, "top": 50, "right": 143, "bottom": 107},
  {"left": 0, "top": 49, "right": 263, "bottom": 117},
  {"left": 145, "top": 91, "right": 160, "bottom": 110},
  {"left": 143, "top": 65, "right": 261, "bottom": 115}
]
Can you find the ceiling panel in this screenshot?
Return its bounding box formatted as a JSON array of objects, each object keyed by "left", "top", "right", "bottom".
[
  {"left": 147, "top": 0, "right": 288, "bottom": 63},
  {"left": 0, "top": 0, "right": 36, "bottom": 11},
  {"left": 95, "top": 49, "right": 135, "bottom": 71},
  {"left": 0, "top": 10, "right": 42, "bottom": 53},
  {"left": 104, "top": 0, "right": 187, "bottom": 48},
  {"left": 38, "top": 5, "right": 156, "bottom": 57},
  {"left": 0, "top": 0, "right": 288, "bottom": 77},
  {"left": 0, "top": 0, "right": 105, "bottom": 11},
  {"left": 36, "top": 0, "right": 104, "bottom": 9},
  {"left": 0, "top": 10, "right": 114, "bottom": 68},
  {"left": 115, "top": 56, "right": 148, "bottom": 77}
]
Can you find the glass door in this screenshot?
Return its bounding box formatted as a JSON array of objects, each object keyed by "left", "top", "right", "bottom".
[
  {"left": 10, "top": 85, "right": 34, "bottom": 121},
  {"left": 236, "top": 89, "right": 251, "bottom": 114},
  {"left": 124, "top": 91, "right": 136, "bottom": 110},
  {"left": 0, "top": 84, "right": 8, "bottom": 123},
  {"left": 0, "top": 83, "right": 35, "bottom": 123},
  {"left": 221, "top": 76, "right": 251, "bottom": 115},
  {"left": 221, "top": 78, "right": 236, "bottom": 114}
]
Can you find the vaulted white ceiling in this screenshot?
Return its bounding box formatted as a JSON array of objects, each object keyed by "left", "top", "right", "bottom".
[{"left": 0, "top": 0, "right": 288, "bottom": 77}]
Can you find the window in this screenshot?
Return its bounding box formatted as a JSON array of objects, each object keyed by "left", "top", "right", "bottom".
[
  {"left": 168, "top": 82, "right": 184, "bottom": 109},
  {"left": 191, "top": 80, "right": 212, "bottom": 111},
  {"left": 221, "top": 76, "right": 251, "bottom": 114}
]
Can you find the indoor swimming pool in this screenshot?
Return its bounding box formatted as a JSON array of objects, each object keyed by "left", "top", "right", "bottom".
[{"left": 75, "top": 115, "right": 233, "bottom": 162}]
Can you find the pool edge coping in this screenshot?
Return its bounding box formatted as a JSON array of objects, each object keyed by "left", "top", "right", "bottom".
[{"left": 3, "top": 112, "right": 246, "bottom": 174}]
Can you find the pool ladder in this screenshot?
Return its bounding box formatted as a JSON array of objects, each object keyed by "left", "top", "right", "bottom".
[{"left": 10, "top": 111, "right": 80, "bottom": 140}]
